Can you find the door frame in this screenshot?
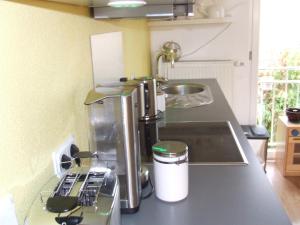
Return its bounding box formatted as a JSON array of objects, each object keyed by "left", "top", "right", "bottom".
[{"left": 249, "top": 0, "right": 260, "bottom": 124}]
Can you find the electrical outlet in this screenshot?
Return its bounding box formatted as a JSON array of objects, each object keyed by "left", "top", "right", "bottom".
[{"left": 52, "top": 135, "right": 75, "bottom": 178}]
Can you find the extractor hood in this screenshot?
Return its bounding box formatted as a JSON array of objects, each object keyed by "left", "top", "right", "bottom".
[
  {"left": 46, "top": 0, "right": 195, "bottom": 19},
  {"left": 92, "top": 0, "right": 195, "bottom": 19}
]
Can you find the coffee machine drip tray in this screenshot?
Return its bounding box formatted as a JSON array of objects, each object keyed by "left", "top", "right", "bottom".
[{"left": 141, "top": 121, "right": 248, "bottom": 165}]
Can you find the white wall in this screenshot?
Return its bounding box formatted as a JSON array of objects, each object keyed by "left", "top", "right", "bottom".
[{"left": 150, "top": 0, "right": 256, "bottom": 125}]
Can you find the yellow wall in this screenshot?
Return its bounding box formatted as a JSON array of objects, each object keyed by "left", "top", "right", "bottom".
[{"left": 0, "top": 1, "right": 150, "bottom": 223}]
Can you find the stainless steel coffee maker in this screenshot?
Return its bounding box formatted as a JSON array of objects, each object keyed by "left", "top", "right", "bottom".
[
  {"left": 134, "top": 77, "right": 159, "bottom": 121},
  {"left": 85, "top": 85, "right": 141, "bottom": 213}
]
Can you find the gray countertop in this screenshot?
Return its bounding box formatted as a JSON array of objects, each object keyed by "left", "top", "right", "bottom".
[{"left": 122, "top": 79, "right": 291, "bottom": 225}]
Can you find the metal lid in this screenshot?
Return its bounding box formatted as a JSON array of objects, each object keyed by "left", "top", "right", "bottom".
[
  {"left": 84, "top": 85, "right": 136, "bottom": 105},
  {"left": 152, "top": 141, "right": 188, "bottom": 158}
]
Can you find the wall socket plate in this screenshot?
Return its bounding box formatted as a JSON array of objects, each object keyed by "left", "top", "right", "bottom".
[{"left": 52, "top": 135, "right": 75, "bottom": 178}]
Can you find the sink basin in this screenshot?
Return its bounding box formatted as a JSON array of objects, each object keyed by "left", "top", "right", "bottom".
[
  {"left": 161, "top": 83, "right": 205, "bottom": 95},
  {"left": 160, "top": 82, "right": 213, "bottom": 108}
]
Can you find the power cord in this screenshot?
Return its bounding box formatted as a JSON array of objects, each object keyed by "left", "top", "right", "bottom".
[
  {"left": 142, "top": 175, "right": 154, "bottom": 199},
  {"left": 181, "top": 23, "right": 232, "bottom": 59},
  {"left": 180, "top": 0, "right": 247, "bottom": 59}
]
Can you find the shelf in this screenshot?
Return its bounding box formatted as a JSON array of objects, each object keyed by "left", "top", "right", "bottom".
[{"left": 148, "top": 17, "right": 231, "bottom": 28}]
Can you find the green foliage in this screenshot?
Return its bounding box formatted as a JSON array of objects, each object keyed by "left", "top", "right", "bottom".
[
  {"left": 258, "top": 50, "right": 300, "bottom": 142},
  {"left": 288, "top": 70, "right": 300, "bottom": 80},
  {"left": 273, "top": 70, "right": 285, "bottom": 80}
]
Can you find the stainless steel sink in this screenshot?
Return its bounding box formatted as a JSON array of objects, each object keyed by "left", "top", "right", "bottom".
[
  {"left": 160, "top": 82, "right": 213, "bottom": 108},
  {"left": 161, "top": 83, "right": 205, "bottom": 95}
]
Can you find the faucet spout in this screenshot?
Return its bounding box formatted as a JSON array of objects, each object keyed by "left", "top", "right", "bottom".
[{"left": 171, "top": 57, "right": 175, "bottom": 68}]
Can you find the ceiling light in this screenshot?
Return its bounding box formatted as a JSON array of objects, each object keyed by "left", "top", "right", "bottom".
[{"left": 108, "top": 0, "right": 147, "bottom": 8}]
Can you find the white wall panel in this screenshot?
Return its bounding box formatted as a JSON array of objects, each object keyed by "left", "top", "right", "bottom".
[
  {"left": 91, "top": 32, "right": 124, "bottom": 85},
  {"left": 150, "top": 0, "right": 255, "bottom": 125}
]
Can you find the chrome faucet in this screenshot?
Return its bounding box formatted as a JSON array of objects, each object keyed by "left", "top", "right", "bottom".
[{"left": 156, "top": 41, "right": 182, "bottom": 81}]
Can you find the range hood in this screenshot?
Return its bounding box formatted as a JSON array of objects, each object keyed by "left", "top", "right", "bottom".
[
  {"left": 91, "top": 0, "right": 195, "bottom": 19},
  {"left": 46, "top": 0, "right": 195, "bottom": 19}
]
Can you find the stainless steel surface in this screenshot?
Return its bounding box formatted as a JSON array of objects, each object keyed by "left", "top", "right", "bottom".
[
  {"left": 136, "top": 77, "right": 158, "bottom": 121},
  {"left": 26, "top": 169, "right": 121, "bottom": 225},
  {"left": 161, "top": 82, "right": 213, "bottom": 108},
  {"left": 227, "top": 121, "right": 248, "bottom": 165},
  {"left": 45, "top": 0, "right": 195, "bottom": 19},
  {"left": 54, "top": 172, "right": 80, "bottom": 197},
  {"left": 47, "top": 0, "right": 195, "bottom": 7},
  {"left": 146, "top": 78, "right": 158, "bottom": 120},
  {"left": 162, "top": 83, "right": 205, "bottom": 95},
  {"left": 86, "top": 85, "right": 142, "bottom": 213},
  {"left": 96, "top": 78, "right": 159, "bottom": 121},
  {"left": 121, "top": 94, "right": 141, "bottom": 210},
  {"left": 140, "top": 165, "right": 149, "bottom": 188},
  {"left": 93, "top": 3, "right": 194, "bottom": 19},
  {"left": 137, "top": 83, "right": 146, "bottom": 120},
  {"left": 84, "top": 86, "right": 136, "bottom": 105},
  {"left": 152, "top": 141, "right": 188, "bottom": 157}
]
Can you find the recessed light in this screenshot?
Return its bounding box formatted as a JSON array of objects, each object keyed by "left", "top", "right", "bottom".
[{"left": 108, "top": 0, "right": 147, "bottom": 8}]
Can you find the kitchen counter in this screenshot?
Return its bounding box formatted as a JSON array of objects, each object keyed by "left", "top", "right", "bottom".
[{"left": 122, "top": 79, "right": 292, "bottom": 225}]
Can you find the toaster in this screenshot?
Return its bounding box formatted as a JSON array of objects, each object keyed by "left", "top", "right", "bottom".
[{"left": 25, "top": 166, "right": 120, "bottom": 225}]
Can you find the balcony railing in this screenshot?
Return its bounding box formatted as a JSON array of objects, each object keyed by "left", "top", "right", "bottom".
[{"left": 257, "top": 66, "right": 300, "bottom": 148}]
